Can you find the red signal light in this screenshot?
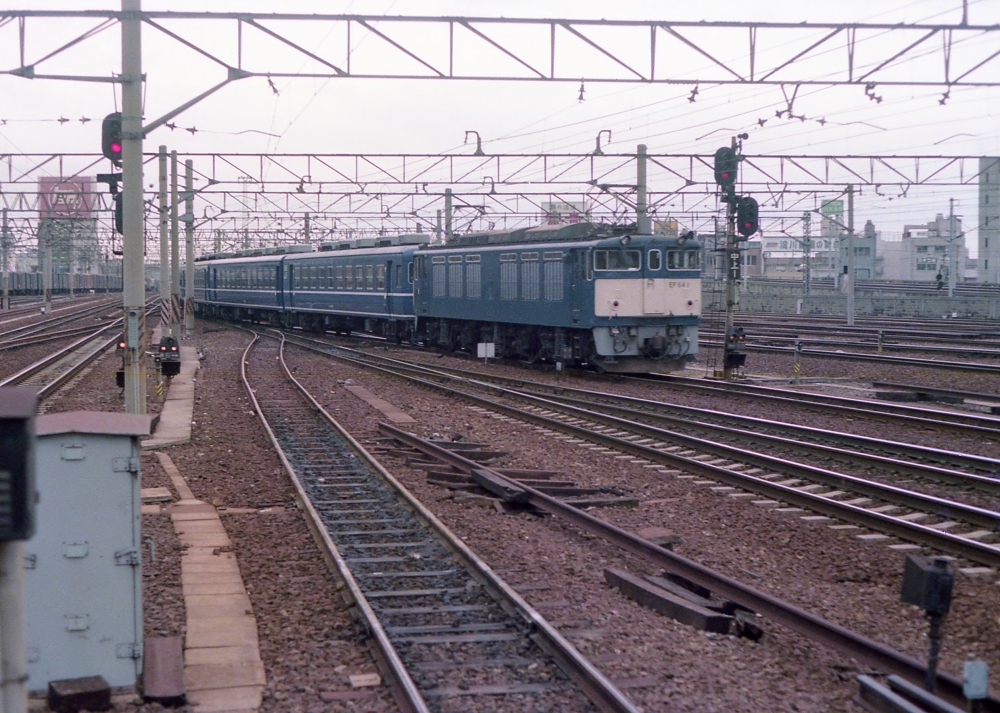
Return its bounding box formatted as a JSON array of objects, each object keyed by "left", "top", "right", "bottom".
[
  {"left": 170, "top": 346, "right": 178, "bottom": 351},
  {"left": 110, "top": 142, "right": 122, "bottom": 153}
]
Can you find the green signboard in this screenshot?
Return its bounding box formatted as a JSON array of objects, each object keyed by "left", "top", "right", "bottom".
[{"left": 821, "top": 200, "right": 843, "bottom": 215}]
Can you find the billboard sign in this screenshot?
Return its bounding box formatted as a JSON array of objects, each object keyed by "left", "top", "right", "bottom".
[{"left": 38, "top": 177, "right": 94, "bottom": 220}]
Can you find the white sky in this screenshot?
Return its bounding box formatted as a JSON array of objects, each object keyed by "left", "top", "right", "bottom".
[{"left": 1, "top": 0, "right": 998, "bottom": 254}]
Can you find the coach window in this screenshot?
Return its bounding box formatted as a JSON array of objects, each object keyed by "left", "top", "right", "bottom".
[
  {"left": 376, "top": 265, "right": 385, "bottom": 290},
  {"left": 648, "top": 249, "right": 661, "bottom": 271},
  {"left": 336, "top": 266, "right": 345, "bottom": 289},
  {"left": 356, "top": 265, "right": 364, "bottom": 289},
  {"left": 365, "top": 264, "right": 374, "bottom": 290},
  {"left": 593, "top": 249, "right": 640, "bottom": 271},
  {"left": 346, "top": 265, "right": 354, "bottom": 289},
  {"left": 395, "top": 264, "right": 402, "bottom": 288}
]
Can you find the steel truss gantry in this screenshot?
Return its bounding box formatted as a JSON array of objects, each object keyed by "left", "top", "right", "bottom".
[
  {"left": 2, "top": 11, "right": 1000, "bottom": 93},
  {"left": 0, "top": 148, "right": 987, "bottom": 257}
]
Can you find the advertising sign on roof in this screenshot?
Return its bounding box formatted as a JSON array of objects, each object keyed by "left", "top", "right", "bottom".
[{"left": 38, "top": 177, "right": 94, "bottom": 220}]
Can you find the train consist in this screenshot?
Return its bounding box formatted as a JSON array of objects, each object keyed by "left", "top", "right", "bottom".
[
  {"left": 3, "top": 271, "right": 122, "bottom": 295},
  {"left": 193, "top": 223, "right": 701, "bottom": 373}
]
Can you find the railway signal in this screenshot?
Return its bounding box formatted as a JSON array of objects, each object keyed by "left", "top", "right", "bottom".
[
  {"left": 101, "top": 112, "right": 123, "bottom": 167},
  {"left": 736, "top": 196, "right": 759, "bottom": 238},
  {"left": 714, "top": 146, "right": 738, "bottom": 193}
]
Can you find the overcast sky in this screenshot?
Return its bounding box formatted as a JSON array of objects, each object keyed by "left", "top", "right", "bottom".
[{"left": 1, "top": 0, "right": 998, "bottom": 253}]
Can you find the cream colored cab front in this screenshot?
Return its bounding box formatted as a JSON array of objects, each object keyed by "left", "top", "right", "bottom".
[{"left": 595, "top": 278, "right": 701, "bottom": 317}]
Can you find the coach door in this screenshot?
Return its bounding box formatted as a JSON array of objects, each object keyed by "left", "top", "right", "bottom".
[
  {"left": 209, "top": 267, "right": 217, "bottom": 302},
  {"left": 643, "top": 247, "right": 667, "bottom": 314},
  {"left": 276, "top": 263, "right": 285, "bottom": 309},
  {"left": 384, "top": 259, "right": 394, "bottom": 316},
  {"left": 286, "top": 263, "right": 295, "bottom": 308}
]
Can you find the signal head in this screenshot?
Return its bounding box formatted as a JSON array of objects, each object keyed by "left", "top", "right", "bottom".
[{"left": 102, "top": 112, "right": 123, "bottom": 167}]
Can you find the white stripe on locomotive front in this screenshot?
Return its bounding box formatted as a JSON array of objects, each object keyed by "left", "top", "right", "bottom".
[{"left": 594, "top": 278, "right": 701, "bottom": 318}]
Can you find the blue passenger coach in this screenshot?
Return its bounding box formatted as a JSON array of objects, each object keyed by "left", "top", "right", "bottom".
[{"left": 193, "top": 235, "right": 426, "bottom": 341}]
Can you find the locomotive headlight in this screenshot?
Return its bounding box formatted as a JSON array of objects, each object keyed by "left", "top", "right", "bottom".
[{"left": 610, "top": 327, "right": 621, "bottom": 335}]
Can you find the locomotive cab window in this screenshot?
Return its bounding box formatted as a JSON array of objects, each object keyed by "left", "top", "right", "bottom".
[
  {"left": 667, "top": 250, "right": 701, "bottom": 269},
  {"left": 594, "top": 249, "right": 640, "bottom": 271},
  {"left": 648, "top": 249, "right": 662, "bottom": 271}
]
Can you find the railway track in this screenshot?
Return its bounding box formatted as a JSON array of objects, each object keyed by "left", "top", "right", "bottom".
[
  {"left": 0, "top": 298, "right": 124, "bottom": 351},
  {"left": 378, "top": 424, "right": 1000, "bottom": 713},
  {"left": 274, "top": 333, "right": 1000, "bottom": 569},
  {"left": 640, "top": 374, "right": 1000, "bottom": 436},
  {"left": 0, "top": 300, "right": 157, "bottom": 401},
  {"left": 240, "top": 330, "right": 638, "bottom": 713}
]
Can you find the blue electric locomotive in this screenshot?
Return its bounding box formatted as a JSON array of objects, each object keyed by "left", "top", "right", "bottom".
[
  {"left": 193, "top": 223, "right": 701, "bottom": 373},
  {"left": 413, "top": 223, "right": 700, "bottom": 372}
]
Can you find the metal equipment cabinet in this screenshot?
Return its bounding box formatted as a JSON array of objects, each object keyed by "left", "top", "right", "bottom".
[{"left": 24, "top": 412, "right": 150, "bottom": 693}]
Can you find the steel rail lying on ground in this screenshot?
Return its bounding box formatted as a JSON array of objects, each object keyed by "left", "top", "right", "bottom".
[
  {"left": 379, "top": 423, "right": 1000, "bottom": 713},
  {"left": 276, "top": 336, "right": 1000, "bottom": 566},
  {"left": 243, "top": 329, "right": 640, "bottom": 713}
]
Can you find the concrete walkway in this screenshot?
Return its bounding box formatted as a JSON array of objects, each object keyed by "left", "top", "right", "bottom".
[
  {"left": 143, "top": 345, "right": 199, "bottom": 450},
  {"left": 156, "top": 452, "right": 265, "bottom": 712}
]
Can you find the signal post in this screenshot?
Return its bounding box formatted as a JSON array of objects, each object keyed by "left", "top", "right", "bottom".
[{"left": 714, "top": 136, "right": 757, "bottom": 380}]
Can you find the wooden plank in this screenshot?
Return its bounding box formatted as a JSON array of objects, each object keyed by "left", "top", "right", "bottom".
[
  {"left": 498, "top": 468, "right": 564, "bottom": 479},
  {"left": 426, "top": 471, "right": 475, "bottom": 485},
  {"left": 344, "top": 385, "right": 416, "bottom": 423},
  {"left": 604, "top": 568, "right": 733, "bottom": 634},
  {"left": 470, "top": 469, "right": 529, "bottom": 503},
  {"left": 563, "top": 496, "right": 639, "bottom": 508},
  {"left": 142, "top": 636, "right": 185, "bottom": 701}
]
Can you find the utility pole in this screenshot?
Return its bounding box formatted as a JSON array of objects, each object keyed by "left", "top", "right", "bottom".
[
  {"left": 1, "top": 209, "right": 9, "bottom": 310},
  {"left": 444, "top": 189, "right": 453, "bottom": 242},
  {"left": 636, "top": 143, "right": 650, "bottom": 234},
  {"left": 121, "top": 0, "right": 146, "bottom": 414},
  {"left": 304, "top": 212, "right": 311, "bottom": 246},
  {"left": 184, "top": 159, "right": 195, "bottom": 336},
  {"left": 214, "top": 230, "right": 221, "bottom": 254},
  {"left": 435, "top": 210, "right": 442, "bottom": 243},
  {"left": 802, "top": 211, "right": 812, "bottom": 296},
  {"left": 846, "top": 184, "right": 855, "bottom": 327},
  {"left": 158, "top": 146, "right": 169, "bottom": 335},
  {"left": 948, "top": 197, "right": 957, "bottom": 298},
  {"left": 170, "top": 150, "right": 180, "bottom": 341}
]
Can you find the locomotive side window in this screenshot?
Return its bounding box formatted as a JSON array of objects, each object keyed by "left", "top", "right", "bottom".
[
  {"left": 432, "top": 256, "right": 447, "bottom": 297},
  {"left": 521, "top": 253, "right": 540, "bottom": 301},
  {"left": 500, "top": 253, "right": 517, "bottom": 300},
  {"left": 593, "top": 249, "right": 640, "bottom": 271},
  {"left": 465, "top": 255, "right": 481, "bottom": 298},
  {"left": 544, "top": 252, "right": 563, "bottom": 301},
  {"left": 448, "top": 255, "right": 463, "bottom": 298},
  {"left": 687, "top": 250, "right": 701, "bottom": 269},
  {"left": 648, "top": 249, "right": 662, "bottom": 271}
]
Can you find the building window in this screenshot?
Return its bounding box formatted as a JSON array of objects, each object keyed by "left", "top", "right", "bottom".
[{"left": 916, "top": 246, "right": 928, "bottom": 253}]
